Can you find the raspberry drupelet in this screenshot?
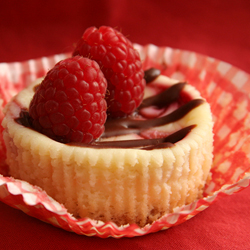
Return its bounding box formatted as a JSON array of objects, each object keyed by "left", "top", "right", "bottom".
[
  {"left": 73, "top": 26, "right": 146, "bottom": 118},
  {"left": 29, "top": 56, "right": 107, "bottom": 144}
]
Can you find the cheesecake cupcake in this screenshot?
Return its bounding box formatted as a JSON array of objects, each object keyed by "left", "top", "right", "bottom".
[{"left": 1, "top": 26, "right": 214, "bottom": 227}]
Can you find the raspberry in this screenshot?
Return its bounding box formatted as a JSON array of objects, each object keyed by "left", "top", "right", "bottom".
[
  {"left": 29, "top": 56, "right": 107, "bottom": 144},
  {"left": 73, "top": 26, "right": 146, "bottom": 118}
]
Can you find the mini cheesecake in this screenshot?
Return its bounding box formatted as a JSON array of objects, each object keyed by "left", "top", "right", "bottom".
[{"left": 2, "top": 69, "right": 214, "bottom": 227}]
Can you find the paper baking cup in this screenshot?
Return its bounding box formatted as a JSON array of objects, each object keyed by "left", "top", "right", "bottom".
[{"left": 0, "top": 44, "right": 250, "bottom": 238}]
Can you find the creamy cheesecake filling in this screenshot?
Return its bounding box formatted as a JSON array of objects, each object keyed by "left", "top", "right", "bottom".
[
  {"left": 15, "top": 68, "right": 204, "bottom": 149},
  {"left": 3, "top": 67, "right": 214, "bottom": 227}
]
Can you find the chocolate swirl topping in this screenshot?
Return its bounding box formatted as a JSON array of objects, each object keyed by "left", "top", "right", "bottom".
[
  {"left": 16, "top": 68, "right": 204, "bottom": 150},
  {"left": 144, "top": 68, "right": 161, "bottom": 83},
  {"left": 72, "top": 124, "right": 196, "bottom": 150},
  {"left": 103, "top": 99, "right": 203, "bottom": 138}
]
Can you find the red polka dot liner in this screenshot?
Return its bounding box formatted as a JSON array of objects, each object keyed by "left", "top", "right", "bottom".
[{"left": 0, "top": 45, "right": 250, "bottom": 238}]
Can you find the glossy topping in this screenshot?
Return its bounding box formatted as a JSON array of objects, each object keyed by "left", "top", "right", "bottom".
[
  {"left": 16, "top": 68, "right": 204, "bottom": 150},
  {"left": 144, "top": 68, "right": 161, "bottom": 84},
  {"left": 72, "top": 124, "right": 196, "bottom": 150}
]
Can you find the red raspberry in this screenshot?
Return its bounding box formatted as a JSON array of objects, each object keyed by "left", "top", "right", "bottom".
[
  {"left": 73, "top": 26, "right": 145, "bottom": 118},
  {"left": 29, "top": 56, "right": 107, "bottom": 144}
]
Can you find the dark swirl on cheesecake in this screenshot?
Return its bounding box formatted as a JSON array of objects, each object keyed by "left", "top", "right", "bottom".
[{"left": 16, "top": 68, "right": 204, "bottom": 150}]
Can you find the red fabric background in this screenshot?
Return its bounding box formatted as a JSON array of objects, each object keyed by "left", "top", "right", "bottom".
[{"left": 0, "top": 0, "right": 250, "bottom": 249}]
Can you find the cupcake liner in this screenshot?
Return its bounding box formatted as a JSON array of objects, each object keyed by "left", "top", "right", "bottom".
[{"left": 1, "top": 44, "right": 250, "bottom": 238}]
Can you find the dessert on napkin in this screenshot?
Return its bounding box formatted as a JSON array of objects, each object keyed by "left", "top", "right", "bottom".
[{"left": 1, "top": 26, "right": 214, "bottom": 227}]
